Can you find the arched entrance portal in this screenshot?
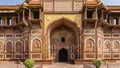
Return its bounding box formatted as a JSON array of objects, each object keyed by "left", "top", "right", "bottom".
[
  {"left": 50, "top": 25, "right": 76, "bottom": 62},
  {"left": 59, "top": 48, "right": 68, "bottom": 62},
  {"left": 48, "top": 18, "right": 79, "bottom": 62}
]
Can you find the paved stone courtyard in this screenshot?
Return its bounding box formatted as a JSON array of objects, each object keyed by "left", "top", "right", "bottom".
[
  {"left": 43, "top": 63, "right": 83, "bottom": 68},
  {"left": 0, "top": 63, "right": 120, "bottom": 68},
  {"left": 84, "top": 64, "right": 120, "bottom": 68},
  {"left": 0, "top": 64, "right": 42, "bottom": 68},
  {"left": 0, "top": 63, "right": 83, "bottom": 68}
]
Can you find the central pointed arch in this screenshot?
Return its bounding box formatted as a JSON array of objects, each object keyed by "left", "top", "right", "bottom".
[
  {"left": 47, "top": 17, "right": 80, "bottom": 62},
  {"left": 47, "top": 17, "right": 79, "bottom": 35}
]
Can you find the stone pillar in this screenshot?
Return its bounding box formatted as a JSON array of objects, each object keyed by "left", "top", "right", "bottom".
[
  {"left": 101, "top": 10, "right": 104, "bottom": 21},
  {"left": 118, "top": 17, "right": 120, "bottom": 25},
  {"left": 18, "top": 13, "right": 20, "bottom": 23},
  {"left": 85, "top": 8, "right": 87, "bottom": 19},
  {"left": 23, "top": 9, "right": 25, "bottom": 21},
  {"left": 110, "top": 17, "right": 114, "bottom": 25},
  {"left": 39, "top": 9, "right": 41, "bottom": 19},
  {"left": 109, "top": 15, "right": 112, "bottom": 24},
  {"left": 40, "top": 8, "right": 44, "bottom": 21},
  {"left": 2, "top": 16, "right": 5, "bottom": 26},
  {"left": 11, "top": 16, "right": 14, "bottom": 25},
  {"left": 29, "top": 9, "right": 32, "bottom": 20},
  {"left": 95, "top": 8, "right": 98, "bottom": 19},
  {"left": 106, "top": 13, "right": 108, "bottom": 22},
  {"left": 5, "top": 16, "right": 7, "bottom": 26}
]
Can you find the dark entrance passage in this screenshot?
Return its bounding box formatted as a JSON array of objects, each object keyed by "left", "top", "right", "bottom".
[{"left": 59, "top": 48, "right": 68, "bottom": 62}]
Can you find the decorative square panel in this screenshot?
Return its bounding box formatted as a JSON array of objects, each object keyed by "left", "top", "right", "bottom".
[
  {"left": 85, "top": 53, "right": 95, "bottom": 59},
  {"left": 31, "top": 53, "right": 42, "bottom": 59},
  {"left": 5, "top": 54, "right": 13, "bottom": 59},
  {"left": 112, "top": 54, "right": 120, "bottom": 59},
  {"left": 104, "top": 54, "right": 111, "bottom": 59},
  {"left": 44, "top": 1, "right": 53, "bottom": 11},
  {"left": 74, "top": 1, "right": 82, "bottom": 11}
]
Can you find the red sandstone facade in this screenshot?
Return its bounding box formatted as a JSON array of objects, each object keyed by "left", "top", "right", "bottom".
[{"left": 0, "top": 0, "right": 120, "bottom": 64}]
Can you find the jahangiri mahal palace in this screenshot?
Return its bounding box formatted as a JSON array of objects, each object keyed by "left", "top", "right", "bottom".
[{"left": 0, "top": 0, "right": 120, "bottom": 64}]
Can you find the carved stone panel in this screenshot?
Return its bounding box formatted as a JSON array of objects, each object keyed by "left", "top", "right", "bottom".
[
  {"left": 0, "top": 41, "right": 3, "bottom": 52},
  {"left": 113, "top": 41, "right": 120, "bottom": 52},
  {"left": 16, "top": 41, "right": 22, "bottom": 53},
  {"left": 32, "top": 39, "right": 41, "bottom": 53},
  {"left": 6, "top": 42, "right": 13, "bottom": 53},
  {"left": 85, "top": 38, "right": 94, "bottom": 52},
  {"left": 104, "top": 41, "right": 111, "bottom": 52}
]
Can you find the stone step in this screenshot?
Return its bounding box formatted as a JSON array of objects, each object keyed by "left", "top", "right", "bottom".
[{"left": 43, "top": 63, "right": 83, "bottom": 68}]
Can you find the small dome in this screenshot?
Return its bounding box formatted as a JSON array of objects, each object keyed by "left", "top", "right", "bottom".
[{"left": 23, "top": 2, "right": 29, "bottom": 7}]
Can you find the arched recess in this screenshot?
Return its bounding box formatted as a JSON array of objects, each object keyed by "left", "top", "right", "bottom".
[
  {"left": 32, "top": 38, "right": 42, "bottom": 53},
  {"left": 98, "top": 40, "right": 103, "bottom": 52},
  {"left": 24, "top": 40, "right": 29, "bottom": 52},
  {"left": 98, "top": 40, "right": 102, "bottom": 48},
  {"left": 47, "top": 18, "right": 79, "bottom": 61},
  {"left": 104, "top": 40, "right": 111, "bottom": 52},
  {"left": 15, "top": 40, "right": 22, "bottom": 53},
  {"left": 6, "top": 41, "right": 13, "bottom": 53},
  {"left": 113, "top": 41, "right": 120, "bottom": 52},
  {"left": 0, "top": 41, "right": 4, "bottom": 52},
  {"left": 85, "top": 38, "right": 95, "bottom": 52}
]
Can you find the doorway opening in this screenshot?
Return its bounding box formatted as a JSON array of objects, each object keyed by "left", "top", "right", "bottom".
[{"left": 59, "top": 48, "right": 68, "bottom": 62}]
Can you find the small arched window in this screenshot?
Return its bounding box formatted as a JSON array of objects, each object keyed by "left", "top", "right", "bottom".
[{"left": 61, "top": 37, "right": 65, "bottom": 42}]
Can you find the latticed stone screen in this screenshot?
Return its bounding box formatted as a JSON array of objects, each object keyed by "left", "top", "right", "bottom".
[
  {"left": 44, "top": 0, "right": 82, "bottom": 12},
  {"left": 55, "top": 0, "right": 72, "bottom": 11}
]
